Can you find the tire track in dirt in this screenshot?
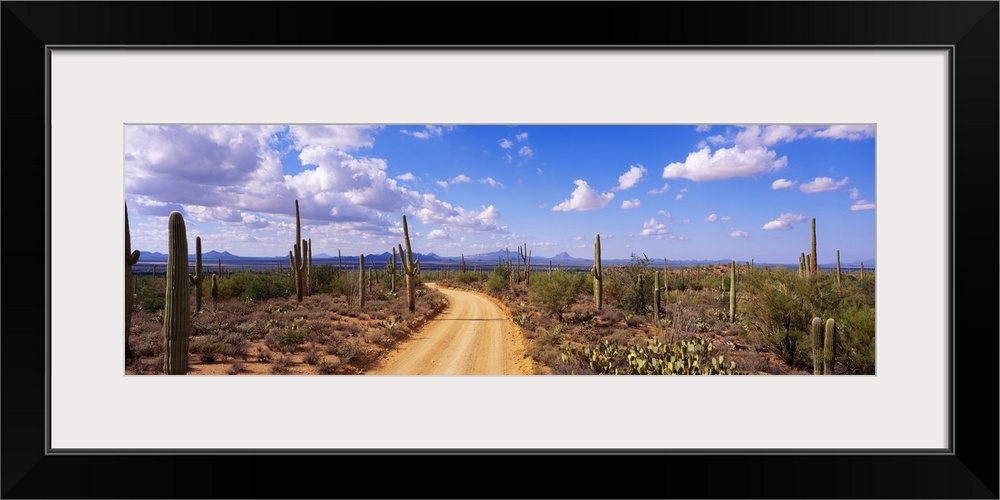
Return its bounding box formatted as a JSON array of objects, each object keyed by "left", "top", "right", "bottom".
[{"left": 367, "top": 283, "right": 533, "bottom": 375}]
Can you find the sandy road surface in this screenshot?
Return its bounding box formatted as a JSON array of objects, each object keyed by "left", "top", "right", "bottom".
[{"left": 368, "top": 283, "right": 533, "bottom": 375}]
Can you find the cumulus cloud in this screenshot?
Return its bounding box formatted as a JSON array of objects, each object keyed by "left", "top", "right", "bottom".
[
  {"left": 695, "top": 125, "right": 711, "bottom": 132},
  {"left": 657, "top": 210, "right": 673, "bottom": 219},
  {"left": 730, "top": 230, "right": 751, "bottom": 238},
  {"left": 480, "top": 177, "right": 504, "bottom": 188},
  {"left": 762, "top": 213, "right": 808, "bottom": 231},
  {"left": 552, "top": 180, "right": 615, "bottom": 212},
  {"left": 401, "top": 125, "right": 452, "bottom": 139},
  {"left": 849, "top": 188, "right": 861, "bottom": 200},
  {"left": 640, "top": 217, "right": 668, "bottom": 236},
  {"left": 800, "top": 176, "right": 850, "bottom": 193},
  {"left": 613, "top": 164, "right": 647, "bottom": 191},
  {"left": 648, "top": 183, "right": 670, "bottom": 194},
  {"left": 771, "top": 178, "right": 797, "bottom": 189},
  {"left": 721, "top": 216, "right": 732, "bottom": 221},
  {"left": 499, "top": 138, "right": 513, "bottom": 149},
  {"left": 426, "top": 229, "right": 451, "bottom": 240},
  {"left": 449, "top": 174, "right": 472, "bottom": 184},
  {"left": 704, "top": 213, "right": 718, "bottom": 222},
  {"left": 435, "top": 180, "right": 449, "bottom": 189},
  {"left": 519, "top": 146, "right": 533, "bottom": 158},
  {"left": 813, "top": 125, "right": 875, "bottom": 141},
  {"left": 663, "top": 145, "right": 787, "bottom": 182},
  {"left": 516, "top": 132, "right": 528, "bottom": 142},
  {"left": 396, "top": 172, "right": 418, "bottom": 182},
  {"left": 410, "top": 194, "right": 507, "bottom": 233},
  {"left": 621, "top": 199, "right": 641, "bottom": 210},
  {"left": 851, "top": 200, "right": 876, "bottom": 210}
]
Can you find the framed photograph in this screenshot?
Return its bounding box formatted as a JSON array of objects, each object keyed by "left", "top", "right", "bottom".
[{"left": 5, "top": 2, "right": 996, "bottom": 498}]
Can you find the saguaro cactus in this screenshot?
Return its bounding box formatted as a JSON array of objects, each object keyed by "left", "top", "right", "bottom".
[
  {"left": 290, "top": 199, "right": 305, "bottom": 302},
  {"left": 810, "top": 316, "right": 837, "bottom": 375},
  {"left": 653, "top": 270, "right": 662, "bottom": 329},
  {"left": 729, "top": 260, "right": 736, "bottom": 323},
  {"left": 810, "top": 317, "right": 823, "bottom": 375},
  {"left": 461, "top": 254, "right": 466, "bottom": 273},
  {"left": 306, "top": 237, "right": 313, "bottom": 296},
  {"left": 189, "top": 236, "right": 204, "bottom": 313},
  {"left": 836, "top": 250, "right": 842, "bottom": 286},
  {"left": 125, "top": 203, "right": 141, "bottom": 362},
  {"left": 389, "top": 246, "right": 398, "bottom": 292},
  {"left": 860, "top": 261, "right": 865, "bottom": 279},
  {"left": 164, "top": 211, "right": 190, "bottom": 375},
  {"left": 399, "top": 215, "right": 420, "bottom": 313},
  {"left": 824, "top": 318, "right": 837, "bottom": 375},
  {"left": 211, "top": 274, "right": 219, "bottom": 307},
  {"left": 593, "top": 234, "right": 603, "bottom": 309},
  {"left": 810, "top": 217, "right": 818, "bottom": 275},
  {"left": 359, "top": 254, "right": 366, "bottom": 307}
]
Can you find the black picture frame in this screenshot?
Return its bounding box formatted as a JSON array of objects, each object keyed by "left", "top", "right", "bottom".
[{"left": 3, "top": 2, "right": 997, "bottom": 498}]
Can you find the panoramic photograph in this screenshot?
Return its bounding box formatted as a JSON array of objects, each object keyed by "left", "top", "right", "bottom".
[{"left": 124, "top": 124, "right": 876, "bottom": 375}]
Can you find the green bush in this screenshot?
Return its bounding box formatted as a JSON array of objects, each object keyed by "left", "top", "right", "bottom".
[
  {"left": 604, "top": 254, "right": 655, "bottom": 316},
  {"left": 530, "top": 270, "right": 584, "bottom": 321}
]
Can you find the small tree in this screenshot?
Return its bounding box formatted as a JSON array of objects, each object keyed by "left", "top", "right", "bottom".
[{"left": 530, "top": 270, "right": 584, "bottom": 322}]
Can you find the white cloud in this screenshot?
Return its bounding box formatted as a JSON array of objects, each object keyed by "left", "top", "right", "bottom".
[
  {"left": 730, "top": 230, "right": 751, "bottom": 238},
  {"left": 640, "top": 217, "right": 668, "bottom": 236},
  {"left": 851, "top": 200, "right": 876, "bottom": 211},
  {"left": 621, "top": 199, "right": 641, "bottom": 210},
  {"left": 499, "top": 138, "right": 513, "bottom": 149},
  {"left": 648, "top": 183, "right": 670, "bottom": 194},
  {"left": 401, "top": 125, "right": 452, "bottom": 139},
  {"left": 657, "top": 210, "right": 673, "bottom": 219},
  {"left": 519, "top": 146, "right": 533, "bottom": 158},
  {"left": 396, "top": 172, "right": 417, "bottom": 182},
  {"left": 480, "top": 177, "right": 504, "bottom": 188},
  {"left": 410, "top": 195, "right": 507, "bottom": 233},
  {"left": 721, "top": 215, "right": 732, "bottom": 221},
  {"left": 812, "top": 125, "right": 875, "bottom": 141},
  {"left": 449, "top": 174, "right": 472, "bottom": 184},
  {"left": 771, "top": 178, "right": 797, "bottom": 190},
  {"left": 695, "top": 125, "right": 711, "bottom": 132},
  {"left": 704, "top": 213, "right": 718, "bottom": 222},
  {"left": 675, "top": 193, "right": 684, "bottom": 201},
  {"left": 552, "top": 179, "right": 615, "bottom": 212},
  {"left": 663, "top": 146, "right": 787, "bottom": 181},
  {"left": 435, "top": 180, "right": 449, "bottom": 189},
  {"left": 613, "top": 164, "right": 647, "bottom": 191},
  {"left": 800, "top": 176, "right": 850, "bottom": 193},
  {"left": 849, "top": 187, "right": 862, "bottom": 200},
  {"left": 426, "top": 229, "right": 451, "bottom": 240},
  {"left": 516, "top": 132, "right": 528, "bottom": 142},
  {"left": 762, "top": 212, "right": 808, "bottom": 231}
]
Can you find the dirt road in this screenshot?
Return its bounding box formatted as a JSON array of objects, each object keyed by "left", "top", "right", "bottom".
[{"left": 367, "top": 283, "right": 534, "bottom": 375}]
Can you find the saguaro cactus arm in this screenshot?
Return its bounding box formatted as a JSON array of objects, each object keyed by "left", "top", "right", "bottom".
[{"left": 125, "top": 203, "right": 140, "bottom": 361}]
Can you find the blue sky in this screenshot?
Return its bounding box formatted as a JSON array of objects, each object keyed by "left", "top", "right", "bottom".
[{"left": 124, "top": 124, "right": 875, "bottom": 263}]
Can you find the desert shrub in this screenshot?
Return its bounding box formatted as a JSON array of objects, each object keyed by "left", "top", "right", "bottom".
[
  {"left": 303, "top": 347, "right": 323, "bottom": 365},
  {"left": 561, "top": 338, "right": 741, "bottom": 375},
  {"left": 336, "top": 338, "right": 365, "bottom": 364},
  {"left": 603, "top": 254, "right": 655, "bottom": 316},
  {"left": 256, "top": 346, "right": 272, "bottom": 363},
  {"left": 272, "top": 328, "right": 307, "bottom": 352},
  {"left": 218, "top": 271, "right": 295, "bottom": 302},
  {"left": 310, "top": 264, "right": 341, "bottom": 295},
  {"left": 270, "top": 354, "right": 291, "bottom": 374},
  {"left": 529, "top": 270, "right": 584, "bottom": 321},
  {"left": 741, "top": 274, "right": 811, "bottom": 368},
  {"left": 834, "top": 304, "right": 876, "bottom": 374},
  {"left": 316, "top": 357, "right": 341, "bottom": 374},
  {"left": 227, "top": 360, "right": 246, "bottom": 375}
]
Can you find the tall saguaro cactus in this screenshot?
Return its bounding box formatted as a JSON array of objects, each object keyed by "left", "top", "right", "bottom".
[
  {"left": 835, "top": 250, "right": 842, "bottom": 286},
  {"left": 810, "top": 217, "right": 818, "bottom": 275},
  {"left": 593, "top": 234, "right": 603, "bottom": 309},
  {"left": 729, "top": 259, "right": 736, "bottom": 323},
  {"left": 125, "top": 203, "right": 141, "bottom": 362},
  {"left": 290, "top": 199, "right": 305, "bottom": 302},
  {"left": 399, "top": 215, "right": 420, "bottom": 312},
  {"left": 189, "top": 236, "right": 204, "bottom": 313},
  {"left": 306, "top": 237, "right": 313, "bottom": 296},
  {"left": 653, "top": 270, "right": 663, "bottom": 329},
  {"left": 164, "top": 211, "right": 190, "bottom": 375},
  {"left": 359, "top": 254, "right": 366, "bottom": 307}
]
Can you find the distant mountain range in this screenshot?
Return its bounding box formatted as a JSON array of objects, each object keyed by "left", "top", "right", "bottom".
[{"left": 135, "top": 249, "right": 874, "bottom": 268}]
